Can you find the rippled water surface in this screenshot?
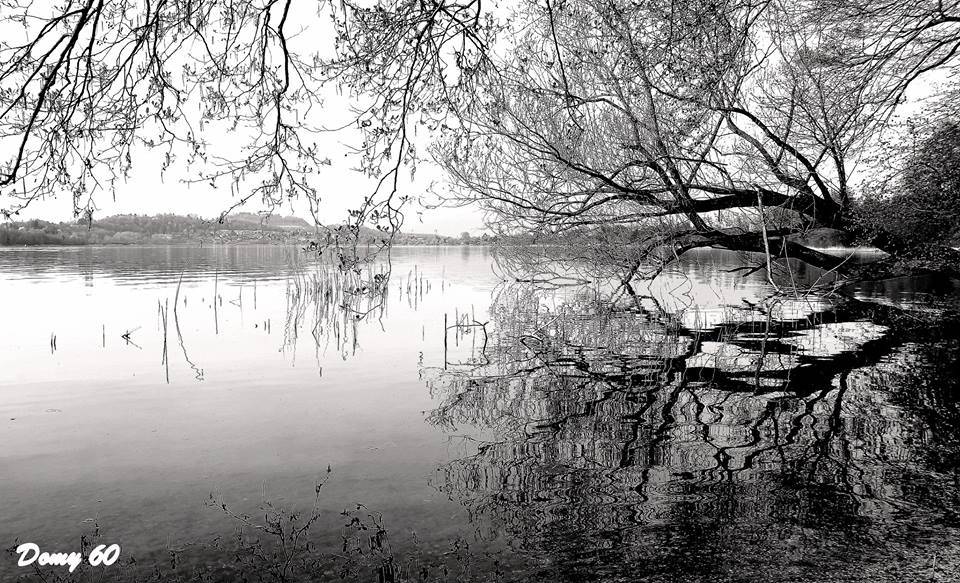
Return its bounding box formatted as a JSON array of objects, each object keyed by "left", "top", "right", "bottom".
[{"left": 2, "top": 245, "right": 960, "bottom": 582}]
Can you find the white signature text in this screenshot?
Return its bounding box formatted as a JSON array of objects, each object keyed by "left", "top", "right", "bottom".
[{"left": 15, "top": 543, "right": 121, "bottom": 573}]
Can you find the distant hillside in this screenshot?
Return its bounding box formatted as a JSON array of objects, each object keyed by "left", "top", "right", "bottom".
[
  {"left": 0, "top": 213, "right": 485, "bottom": 246},
  {"left": 223, "top": 212, "right": 312, "bottom": 230}
]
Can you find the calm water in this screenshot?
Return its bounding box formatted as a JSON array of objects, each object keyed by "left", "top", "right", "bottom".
[{"left": 2, "top": 245, "right": 960, "bottom": 582}]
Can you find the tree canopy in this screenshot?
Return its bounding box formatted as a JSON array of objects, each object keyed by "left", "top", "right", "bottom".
[
  {"left": 856, "top": 120, "right": 960, "bottom": 264},
  {"left": 2, "top": 0, "right": 960, "bottom": 277},
  {"left": 433, "top": 0, "right": 960, "bottom": 275}
]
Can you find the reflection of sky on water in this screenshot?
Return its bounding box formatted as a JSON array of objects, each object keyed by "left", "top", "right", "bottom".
[
  {"left": 2, "top": 245, "right": 960, "bottom": 581},
  {"left": 0, "top": 245, "right": 499, "bottom": 569}
]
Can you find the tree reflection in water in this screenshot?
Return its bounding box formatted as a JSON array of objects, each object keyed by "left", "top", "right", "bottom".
[{"left": 422, "top": 252, "right": 960, "bottom": 582}]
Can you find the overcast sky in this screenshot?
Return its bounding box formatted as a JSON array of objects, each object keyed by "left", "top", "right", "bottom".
[
  {"left": 18, "top": 153, "right": 487, "bottom": 236},
  {"left": 12, "top": 70, "right": 946, "bottom": 237},
  {"left": 1, "top": 0, "right": 489, "bottom": 237},
  {"left": 4, "top": 0, "right": 947, "bottom": 238}
]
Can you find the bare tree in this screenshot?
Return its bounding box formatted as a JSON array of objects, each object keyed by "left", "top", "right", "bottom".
[
  {"left": 2, "top": 0, "right": 958, "bottom": 278},
  {"left": 430, "top": 0, "right": 960, "bottom": 277},
  {"left": 0, "top": 0, "right": 491, "bottom": 247}
]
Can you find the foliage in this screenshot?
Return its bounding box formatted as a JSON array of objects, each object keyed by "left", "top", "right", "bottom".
[{"left": 855, "top": 120, "right": 960, "bottom": 266}]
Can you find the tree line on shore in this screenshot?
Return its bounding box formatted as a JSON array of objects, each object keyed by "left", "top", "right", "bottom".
[{"left": 0, "top": 212, "right": 488, "bottom": 246}]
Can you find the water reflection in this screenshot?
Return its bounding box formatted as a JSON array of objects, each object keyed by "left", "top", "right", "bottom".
[
  {"left": 0, "top": 245, "right": 498, "bottom": 582},
  {"left": 423, "top": 261, "right": 960, "bottom": 581},
  {"left": 2, "top": 245, "right": 960, "bottom": 581},
  {"left": 0, "top": 244, "right": 305, "bottom": 284}
]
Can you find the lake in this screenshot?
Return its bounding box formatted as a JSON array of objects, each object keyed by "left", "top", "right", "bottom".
[{"left": 2, "top": 245, "right": 960, "bottom": 582}]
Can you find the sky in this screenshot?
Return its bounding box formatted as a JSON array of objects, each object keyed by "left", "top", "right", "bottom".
[
  {"left": 9, "top": 67, "right": 948, "bottom": 238},
  {"left": 12, "top": 124, "right": 487, "bottom": 236},
  {"left": 0, "top": 0, "right": 489, "bottom": 238},
  {"left": 2, "top": 0, "right": 951, "bottom": 238},
  {"left": 17, "top": 160, "right": 487, "bottom": 237}
]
